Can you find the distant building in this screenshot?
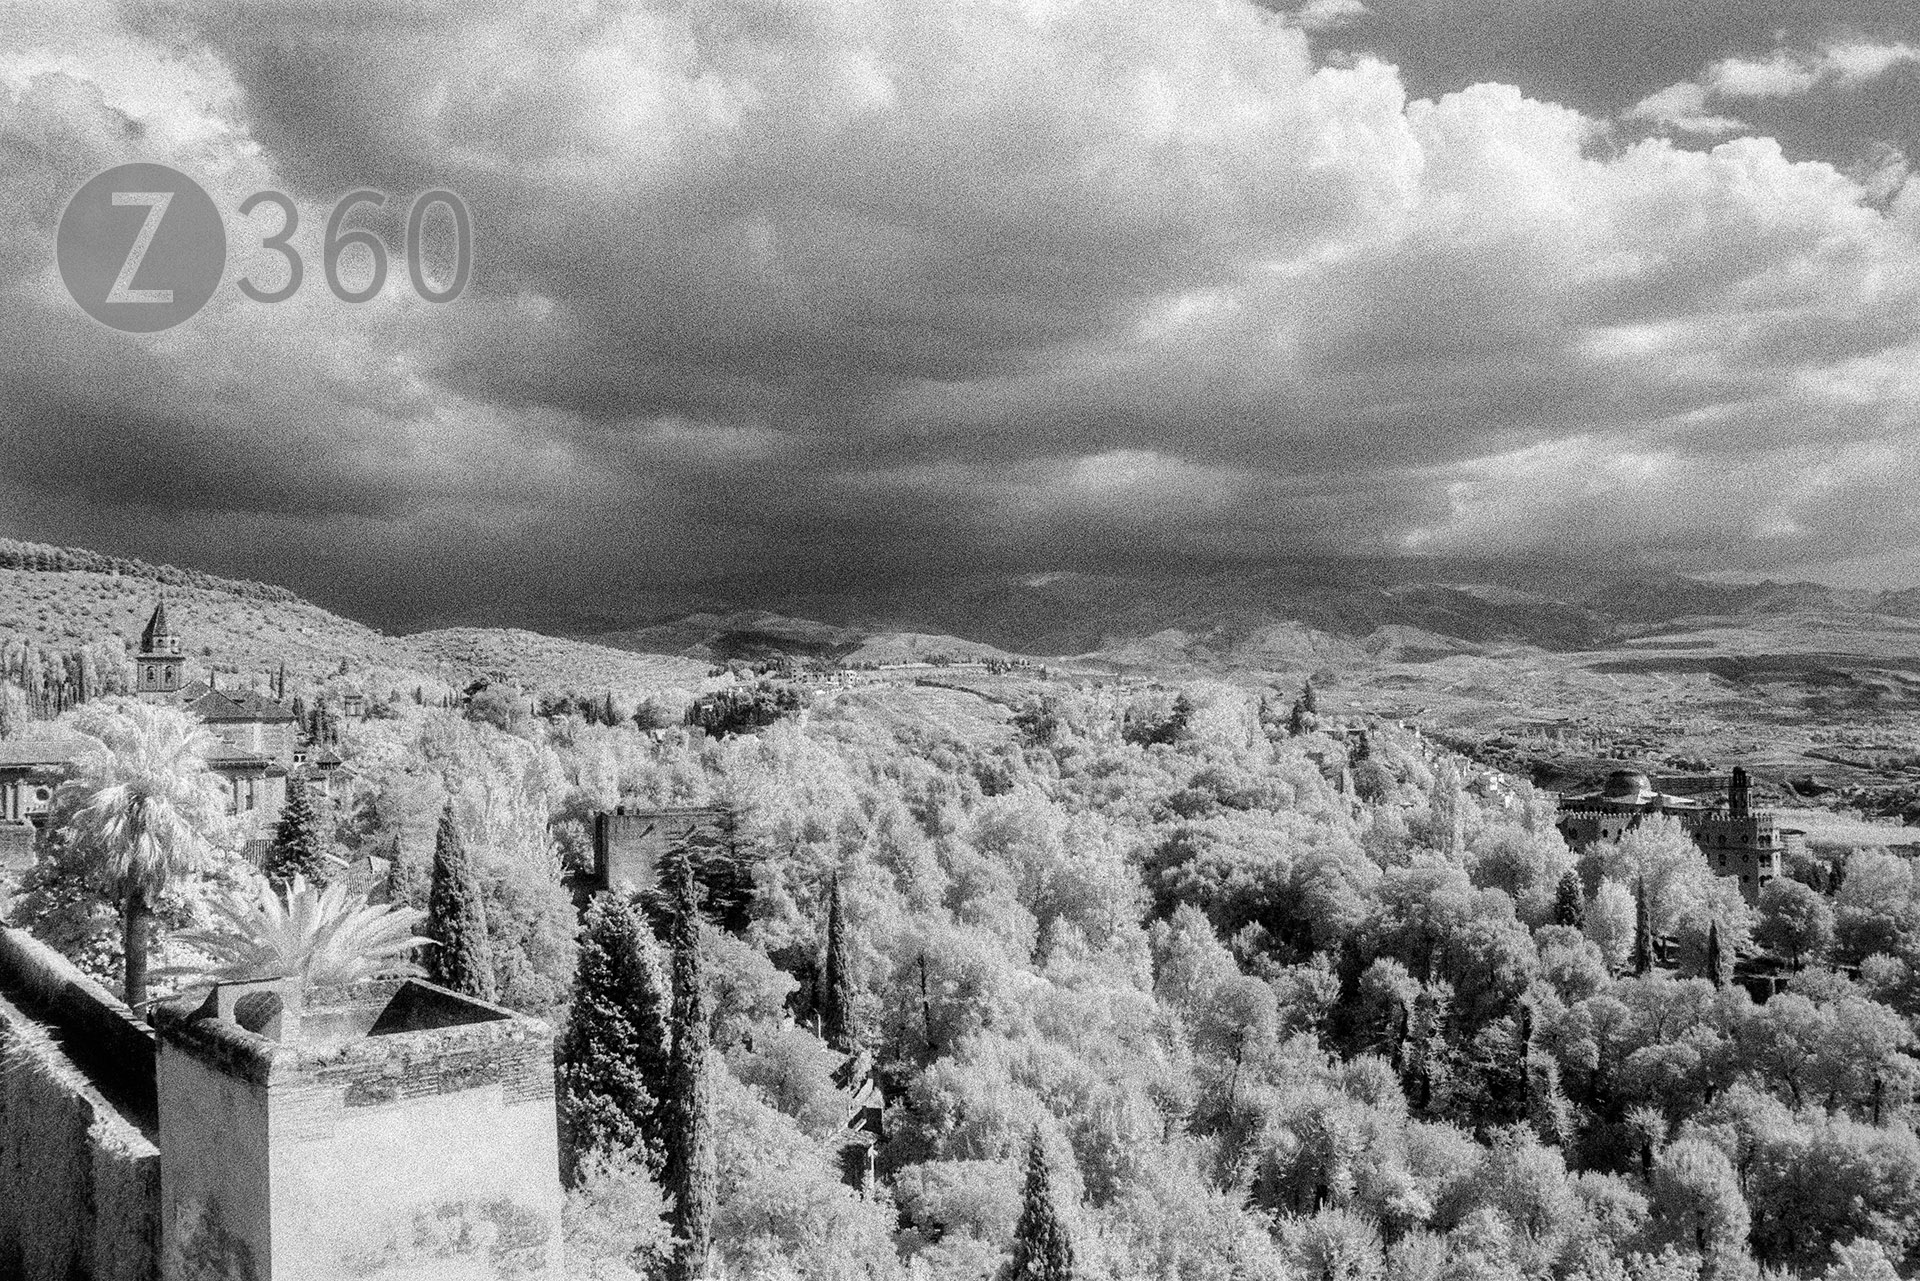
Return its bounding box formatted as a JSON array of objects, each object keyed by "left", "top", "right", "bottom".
[
  {"left": 0, "top": 602, "right": 306, "bottom": 851},
  {"left": 134, "top": 597, "right": 186, "bottom": 696},
  {"left": 590, "top": 804, "right": 736, "bottom": 895},
  {"left": 1556, "top": 766, "right": 1803, "bottom": 903}
]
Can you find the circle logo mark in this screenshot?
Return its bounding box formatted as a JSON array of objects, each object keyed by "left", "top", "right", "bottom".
[{"left": 57, "top": 163, "right": 227, "bottom": 333}]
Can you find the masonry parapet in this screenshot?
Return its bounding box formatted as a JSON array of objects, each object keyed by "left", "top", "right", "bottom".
[{"left": 152, "top": 976, "right": 562, "bottom": 1281}]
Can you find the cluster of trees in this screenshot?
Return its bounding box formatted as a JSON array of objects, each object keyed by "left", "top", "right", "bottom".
[
  {"left": 536, "top": 690, "right": 675, "bottom": 732},
  {"left": 0, "top": 638, "right": 131, "bottom": 731},
  {"left": 0, "top": 538, "right": 298, "bottom": 601},
  {"left": 14, "top": 673, "right": 1920, "bottom": 1280},
  {"left": 686, "top": 681, "right": 805, "bottom": 738}
]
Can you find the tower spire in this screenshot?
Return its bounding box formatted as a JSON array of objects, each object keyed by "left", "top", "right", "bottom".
[{"left": 136, "top": 597, "right": 184, "bottom": 697}]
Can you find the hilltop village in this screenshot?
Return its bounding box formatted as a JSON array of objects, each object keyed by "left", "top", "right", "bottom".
[{"left": 2, "top": 589, "right": 1920, "bottom": 1281}]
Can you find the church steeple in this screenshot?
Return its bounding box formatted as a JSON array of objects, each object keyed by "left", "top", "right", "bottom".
[{"left": 137, "top": 598, "right": 184, "bottom": 697}]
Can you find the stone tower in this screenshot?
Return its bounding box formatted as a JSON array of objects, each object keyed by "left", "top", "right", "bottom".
[
  {"left": 152, "top": 976, "right": 563, "bottom": 1281},
  {"left": 136, "top": 599, "right": 184, "bottom": 698}
]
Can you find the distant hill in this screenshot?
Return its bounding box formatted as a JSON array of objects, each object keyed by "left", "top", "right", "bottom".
[
  {"left": 0, "top": 538, "right": 298, "bottom": 603},
  {"left": 578, "top": 609, "right": 1017, "bottom": 667},
  {"left": 0, "top": 560, "right": 709, "bottom": 703},
  {"left": 570, "top": 560, "right": 1917, "bottom": 665}
]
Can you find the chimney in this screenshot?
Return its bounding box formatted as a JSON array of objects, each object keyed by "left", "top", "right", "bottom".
[{"left": 1729, "top": 767, "right": 1750, "bottom": 819}]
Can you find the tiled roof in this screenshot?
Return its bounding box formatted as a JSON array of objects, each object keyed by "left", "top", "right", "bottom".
[
  {"left": 0, "top": 731, "right": 93, "bottom": 768},
  {"left": 0, "top": 731, "right": 274, "bottom": 772},
  {"left": 184, "top": 687, "right": 297, "bottom": 724},
  {"left": 205, "top": 747, "right": 279, "bottom": 771}
]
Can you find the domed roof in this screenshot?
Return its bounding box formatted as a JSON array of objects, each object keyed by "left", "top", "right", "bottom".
[{"left": 1601, "top": 770, "right": 1654, "bottom": 801}]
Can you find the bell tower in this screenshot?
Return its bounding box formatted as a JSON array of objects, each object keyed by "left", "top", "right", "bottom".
[{"left": 136, "top": 598, "right": 184, "bottom": 697}]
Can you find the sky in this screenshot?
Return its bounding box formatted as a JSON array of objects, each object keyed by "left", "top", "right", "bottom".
[{"left": 0, "top": 0, "right": 1916, "bottom": 630}]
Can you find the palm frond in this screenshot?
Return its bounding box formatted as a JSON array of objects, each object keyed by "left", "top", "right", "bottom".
[{"left": 169, "top": 875, "right": 433, "bottom": 990}]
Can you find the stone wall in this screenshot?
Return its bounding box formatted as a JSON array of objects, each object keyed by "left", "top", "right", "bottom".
[
  {"left": 0, "top": 929, "right": 161, "bottom": 1281},
  {"left": 591, "top": 805, "right": 734, "bottom": 895},
  {"left": 154, "top": 979, "right": 562, "bottom": 1281},
  {"left": 0, "top": 927, "right": 158, "bottom": 1124}
]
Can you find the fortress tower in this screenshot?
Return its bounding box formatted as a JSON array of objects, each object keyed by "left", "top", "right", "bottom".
[
  {"left": 153, "top": 977, "right": 563, "bottom": 1281},
  {"left": 136, "top": 598, "right": 184, "bottom": 697}
]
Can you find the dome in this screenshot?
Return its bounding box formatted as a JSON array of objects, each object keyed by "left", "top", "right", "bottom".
[{"left": 1601, "top": 770, "right": 1653, "bottom": 801}]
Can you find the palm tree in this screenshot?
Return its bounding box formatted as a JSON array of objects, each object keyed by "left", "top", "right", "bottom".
[
  {"left": 55, "top": 701, "right": 236, "bottom": 1006},
  {"left": 173, "top": 875, "right": 430, "bottom": 989}
]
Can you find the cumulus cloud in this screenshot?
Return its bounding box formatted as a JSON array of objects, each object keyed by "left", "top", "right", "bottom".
[
  {"left": 0, "top": 0, "right": 1916, "bottom": 625},
  {"left": 1634, "top": 40, "right": 1920, "bottom": 137},
  {"left": 1626, "top": 83, "right": 1744, "bottom": 135},
  {"left": 1291, "top": 0, "right": 1368, "bottom": 33}
]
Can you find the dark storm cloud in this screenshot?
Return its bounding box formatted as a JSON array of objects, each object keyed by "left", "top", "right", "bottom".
[{"left": 0, "top": 0, "right": 1915, "bottom": 626}]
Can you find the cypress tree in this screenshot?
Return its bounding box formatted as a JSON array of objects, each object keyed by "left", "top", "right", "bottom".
[
  {"left": 1632, "top": 877, "right": 1654, "bottom": 977},
  {"left": 822, "top": 874, "right": 856, "bottom": 1053},
  {"left": 425, "top": 803, "right": 497, "bottom": 1002},
  {"left": 1003, "top": 1126, "right": 1074, "bottom": 1281},
  {"left": 558, "top": 894, "right": 673, "bottom": 1181},
  {"left": 661, "top": 847, "right": 715, "bottom": 1281},
  {"left": 1553, "top": 871, "right": 1585, "bottom": 929},
  {"left": 1706, "top": 919, "right": 1725, "bottom": 989},
  {"left": 383, "top": 832, "right": 426, "bottom": 907},
  {"left": 262, "top": 775, "right": 329, "bottom": 890}
]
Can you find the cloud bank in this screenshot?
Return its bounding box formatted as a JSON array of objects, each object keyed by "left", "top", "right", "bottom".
[{"left": 0, "top": 0, "right": 1916, "bottom": 626}]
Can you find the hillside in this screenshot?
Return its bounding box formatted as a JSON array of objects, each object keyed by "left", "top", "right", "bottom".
[
  {"left": 7, "top": 541, "right": 1920, "bottom": 824},
  {"left": 578, "top": 609, "right": 1017, "bottom": 667},
  {"left": 0, "top": 566, "right": 710, "bottom": 703},
  {"left": 587, "top": 560, "right": 1920, "bottom": 660}
]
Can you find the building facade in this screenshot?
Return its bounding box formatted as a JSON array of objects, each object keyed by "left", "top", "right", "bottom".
[
  {"left": 1555, "top": 766, "right": 1803, "bottom": 903},
  {"left": 591, "top": 804, "right": 736, "bottom": 895},
  {"left": 0, "top": 602, "right": 302, "bottom": 853}
]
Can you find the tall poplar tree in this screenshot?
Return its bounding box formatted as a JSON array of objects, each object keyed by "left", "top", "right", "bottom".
[
  {"left": 822, "top": 873, "right": 856, "bottom": 1053},
  {"left": 558, "top": 894, "right": 672, "bottom": 1180},
  {"left": 661, "top": 845, "right": 716, "bottom": 1281},
  {"left": 1706, "top": 919, "right": 1726, "bottom": 988},
  {"left": 1003, "top": 1127, "right": 1074, "bottom": 1281},
  {"left": 425, "top": 802, "right": 497, "bottom": 1002}
]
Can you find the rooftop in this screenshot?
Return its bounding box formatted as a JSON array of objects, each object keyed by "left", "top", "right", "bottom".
[
  {"left": 151, "top": 977, "right": 535, "bottom": 1086},
  {"left": 0, "top": 730, "right": 96, "bottom": 769},
  {"left": 183, "top": 686, "right": 298, "bottom": 724}
]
